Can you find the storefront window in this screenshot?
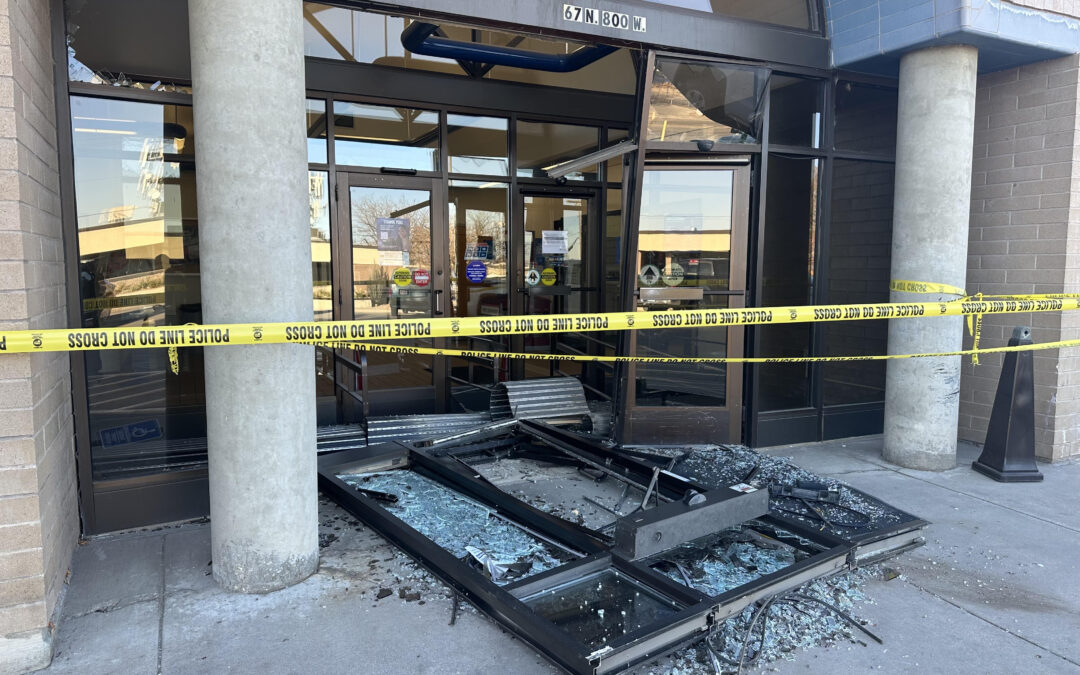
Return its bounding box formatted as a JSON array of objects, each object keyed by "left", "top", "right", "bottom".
[
  {"left": 448, "top": 115, "right": 509, "bottom": 175},
  {"left": 822, "top": 160, "right": 894, "bottom": 405},
  {"left": 71, "top": 95, "right": 204, "bottom": 480},
  {"left": 639, "top": 0, "right": 813, "bottom": 30},
  {"left": 649, "top": 58, "right": 768, "bottom": 144},
  {"left": 516, "top": 121, "right": 599, "bottom": 180},
  {"left": 302, "top": 3, "right": 635, "bottom": 95},
  {"left": 307, "top": 99, "right": 329, "bottom": 164},
  {"left": 66, "top": 0, "right": 192, "bottom": 90},
  {"left": 333, "top": 102, "right": 440, "bottom": 171},
  {"left": 769, "top": 75, "right": 823, "bottom": 148},
  {"left": 758, "top": 155, "right": 820, "bottom": 411},
  {"left": 834, "top": 81, "right": 899, "bottom": 155}
]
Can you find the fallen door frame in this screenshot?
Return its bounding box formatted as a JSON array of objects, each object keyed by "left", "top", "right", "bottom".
[{"left": 317, "top": 423, "right": 886, "bottom": 674}]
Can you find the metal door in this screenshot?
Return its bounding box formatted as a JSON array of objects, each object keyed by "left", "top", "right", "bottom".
[
  {"left": 335, "top": 172, "right": 449, "bottom": 416},
  {"left": 622, "top": 161, "right": 751, "bottom": 443}
]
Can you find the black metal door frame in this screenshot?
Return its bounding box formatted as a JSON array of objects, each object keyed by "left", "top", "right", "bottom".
[
  {"left": 510, "top": 184, "right": 602, "bottom": 382},
  {"left": 335, "top": 171, "right": 451, "bottom": 414}
]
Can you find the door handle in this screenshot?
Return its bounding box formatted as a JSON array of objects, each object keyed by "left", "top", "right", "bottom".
[{"left": 434, "top": 289, "right": 443, "bottom": 316}]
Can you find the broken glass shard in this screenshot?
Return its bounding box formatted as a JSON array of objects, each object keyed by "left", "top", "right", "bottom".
[
  {"left": 520, "top": 568, "right": 682, "bottom": 650},
  {"left": 338, "top": 469, "right": 572, "bottom": 583}
]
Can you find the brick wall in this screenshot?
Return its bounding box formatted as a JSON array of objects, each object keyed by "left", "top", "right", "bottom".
[
  {"left": 961, "top": 53, "right": 1080, "bottom": 461},
  {"left": 1007, "top": 0, "right": 1080, "bottom": 18},
  {"left": 0, "top": 0, "right": 78, "bottom": 671}
]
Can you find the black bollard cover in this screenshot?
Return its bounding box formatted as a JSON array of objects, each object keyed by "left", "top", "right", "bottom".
[{"left": 972, "top": 326, "right": 1044, "bottom": 482}]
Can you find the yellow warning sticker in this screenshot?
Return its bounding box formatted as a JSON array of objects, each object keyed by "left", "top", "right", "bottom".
[
  {"left": 540, "top": 268, "right": 557, "bottom": 286},
  {"left": 392, "top": 267, "right": 412, "bottom": 287}
]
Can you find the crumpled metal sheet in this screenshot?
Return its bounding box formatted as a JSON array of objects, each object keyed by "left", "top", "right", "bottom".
[{"left": 339, "top": 470, "right": 569, "bottom": 584}]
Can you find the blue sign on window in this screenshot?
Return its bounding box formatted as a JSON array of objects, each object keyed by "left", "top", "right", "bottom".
[{"left": 99, "top": 419, "right": 163, "bottom": 448}]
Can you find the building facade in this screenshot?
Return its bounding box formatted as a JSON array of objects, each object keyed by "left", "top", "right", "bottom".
[{"left": 2, "top": 0, "right": 1080, "bottom": 670}]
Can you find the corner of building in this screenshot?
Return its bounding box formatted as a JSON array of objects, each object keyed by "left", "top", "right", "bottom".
[
  {"left": 0, "top": 0, "right": 80, "bottom": 671},
  {"left": 960, "top": 51, "right": 1080, "bottom": 461}
]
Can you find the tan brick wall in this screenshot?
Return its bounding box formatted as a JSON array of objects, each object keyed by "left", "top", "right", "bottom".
[
  {"left": 962, "top": 54, "right": 1080, "bottom": 461},
  {"left": 0, "top": 0, "right": 78, "bottom": 668}
]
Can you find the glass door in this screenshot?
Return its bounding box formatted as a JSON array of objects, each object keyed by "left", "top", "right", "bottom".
[
  {"left": 513, "top": 190, "right": 601, "bottom": 383},
  {"left": 623, "top": 162, "right": 750, "bottom": 443},
  {"left": 337, "top": 173, "right": 447, "bottom": 416}
]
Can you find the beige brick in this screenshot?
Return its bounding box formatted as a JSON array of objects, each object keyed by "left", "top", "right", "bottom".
[
  {"left": 0, "top": 466, "right": 35, "bottom": 497},
  {"left": 0, "top": 574, "right": 43, "bottom": 606},
  {"left": 0, "top": 600, "right": 45, "bottom": 635},
  {"left": 0, "top": 549, "right": 42, "bottom": 580},
  {"left": 0, "top": 522, "right": 40, "bottom": 554},
  {"left": 0, "top": 494, "right": 39, "bottom": 525}
]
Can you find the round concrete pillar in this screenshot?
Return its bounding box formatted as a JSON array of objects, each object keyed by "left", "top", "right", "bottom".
[
  {"left": 883, "top": 45, "right": 979, "bottom": 471},
  {"left": 188, "top": 0, "right": 318, "bottom": 592}
]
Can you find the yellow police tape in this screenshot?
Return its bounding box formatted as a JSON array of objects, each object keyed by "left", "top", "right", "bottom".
[
  {"left": 308, "top": 336, "right": 1080, "bottom": 364},
  {"left": 0, "top": 295, "right": 1077, "bottom": 355},
  {"left": 889, "top": 279, "right": 966, "bottom": 296}
]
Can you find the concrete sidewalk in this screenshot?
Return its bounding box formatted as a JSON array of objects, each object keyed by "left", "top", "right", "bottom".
[{"left": 36, "top": 438, "right": 1080, "bottom": 674}]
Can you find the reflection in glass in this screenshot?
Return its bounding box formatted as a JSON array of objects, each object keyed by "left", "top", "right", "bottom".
[
  {"left": 302, "top": 3, "right": 635, "bottom": 95},
  {"left": 448, "top": 181, "right": 509, "bottom": 399},
  {"left": 448, "top": 115, "right": 509, "bottom": 175},
  {"left": 635, "top": 169, "right": 733, "bottom": 407},
  {"left": 334, "top": 102, "right": 439, "bottom": 171},
  {"left": 522, "top": 196, "right": 591, "bottom": 379},
  {"left": 517, "top": 121, "right": 599, "bottom": 180},
  {"left": 307, "top": 99, "right": 329, "bottom": 163},
  {"left": 823, "top": 161, "right": 894, "bottom": 405},
  {"left": 638, "top": 0, "right": 812, "bottom": 30},
  {"left": 349, "top": 185, "right": 433, "bottom": 391},
  {"left": 649, "top": 58, "right": 768, "bottom": 144},
  {"left": 769, "top": 75, "right": 823, "bottom": 148},
  {"left": 834, "top": 81, "right": 898, "bottom": 154},
  {"left": 758, "top": 155, "right": 820, "bottom": 411},
  {"left": 521, "top": 568, "right": 682, "bottom": 650},
  {"left": 309, "top": 171, "right": 335, "bottom": 399},
  {"left": 71, "top": 95, "right": 204, "bottom": 480}
]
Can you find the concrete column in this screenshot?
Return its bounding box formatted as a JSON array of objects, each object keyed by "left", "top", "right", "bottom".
[
  {"left": 188, "top": 0, "right": 318, "bottom": 592},
  {"left": 883, "top": 45, "right": 979, "bottom": 471}
]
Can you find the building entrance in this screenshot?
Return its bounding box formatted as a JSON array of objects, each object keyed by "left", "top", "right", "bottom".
[{"left": 335, "top": 173, "right": 448, "bottom": 416}]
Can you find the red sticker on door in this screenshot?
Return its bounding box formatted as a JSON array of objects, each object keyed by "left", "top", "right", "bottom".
[{"left": 412, "top": 269, "right": 431, "bottom": 287}]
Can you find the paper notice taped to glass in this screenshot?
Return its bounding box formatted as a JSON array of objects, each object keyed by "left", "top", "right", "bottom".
[{"left": 542, "top": 230, "right": 568, "bottom": 255}]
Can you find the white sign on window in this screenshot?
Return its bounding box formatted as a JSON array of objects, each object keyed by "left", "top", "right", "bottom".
[{"left": 563, "top": 4, "right": 647, "bottom": 32}]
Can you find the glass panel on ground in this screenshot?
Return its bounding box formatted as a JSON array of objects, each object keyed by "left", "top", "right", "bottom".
[
  {"left": 522, "top": 195, "right": 590, "bottom": 379},
  {"left": 516, "top": 121, "right": 599, "bottom": 181},
  {"left": 448, "top": 181, "right": 510, "bottom": 407},
  {"left": 349, "top": 186, "right": 434, "bottom": 393},
  {"left": 649, "top": 58, "right": 768, "bottom": 144},
  {"left": 757, "top": 155, "right": 820, "bottom": 411},
  {"left": 448, "top": 115, "right": 509, "bottom": 175},
  {"left": 338, "top": 469, "right": 575, "bottom": 584},
  {"left": 520, "top": 568, "right": 683, "bottom": 650},
  {"left": 333, "top": 102, "right": 439, "bottom": 171},
  {"left": 823, "top": 160, "right": 894, "bottom": 405},
  {"left": 71, "top": 95, "right": 204, "bottom": 480},
  {"left": 634, "top": 169, "right": 733, "bottom": 407}
]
